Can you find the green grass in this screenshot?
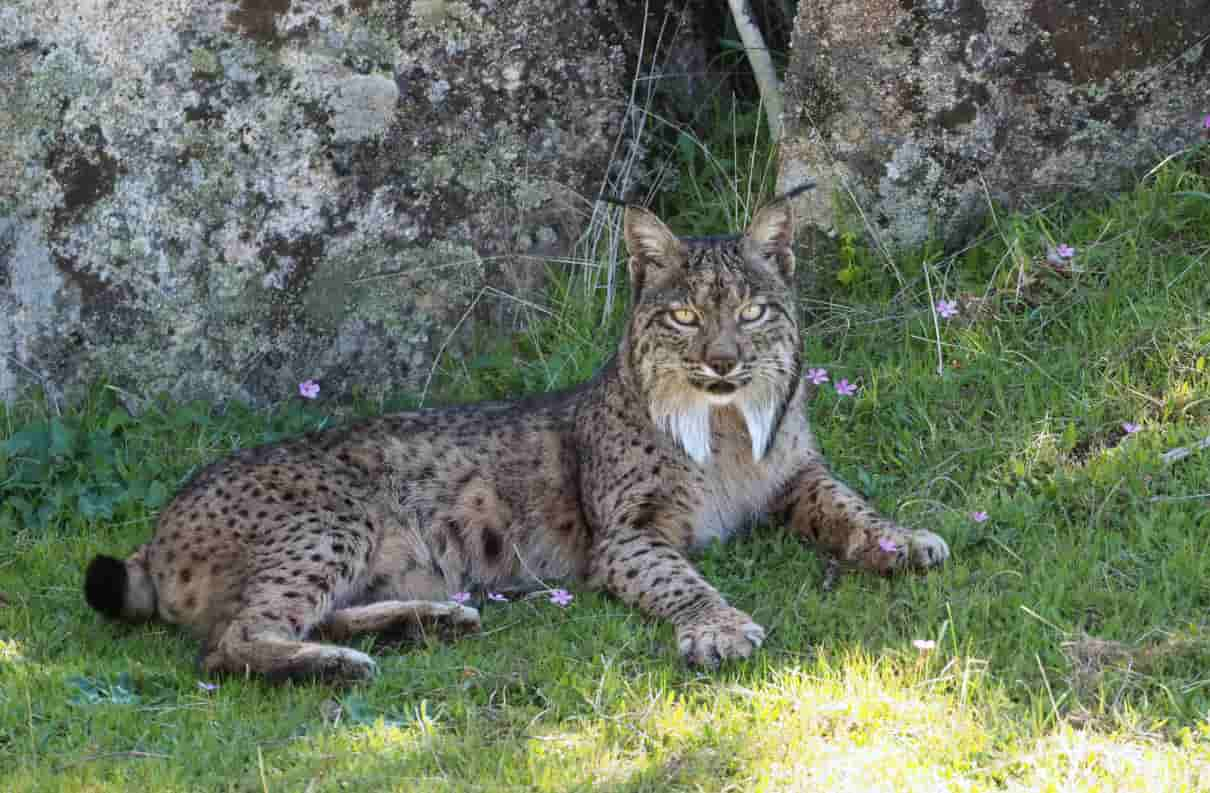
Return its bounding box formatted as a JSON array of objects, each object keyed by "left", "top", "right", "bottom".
[{"left": 4, "top": 140, "right": 1210, "bottom": 790}]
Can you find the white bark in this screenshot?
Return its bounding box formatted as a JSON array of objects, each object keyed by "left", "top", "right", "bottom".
[{"left": 726, "top": 0, "right": 784, "bottom": 143}]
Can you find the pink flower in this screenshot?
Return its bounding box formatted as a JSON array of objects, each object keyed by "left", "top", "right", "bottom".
[
  {"left": 877, "top": 538, "right": 899, "bottom": 553},
  {"left": 806, "top": 367, "right": 829, "bottom": 385},
  {"left": 298, "top": 379, "right": 320, "bottom": 399},
  {"left": 487, "top": 592, "right": 508, "bottom": 602},
  {"left": 1046, "top": 244, "right": 1077, "bottom": 267},
  {"left": 548, "top": 588, "right": 574, "bottom": 607},
  {"left": 971, "top": 511, "right": 989, "bottom": 523},
  {"left": 1122, "top": 422, "right": 1140, "bottom": 434},
  {"left": 834, "top": 379, "right": 858, "bottom": 397},
  {"left": 935, "top": 299, "right": 958, "bottom": 319},
  {"left": 450, "top": 591, "right": 471, "bottom": 604}
]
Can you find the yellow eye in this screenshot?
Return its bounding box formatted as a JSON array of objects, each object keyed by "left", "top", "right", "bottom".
[
  {"left": 739, "top": 303, "right": 767, "bottom": 323},
  {"left": 667, "top": 307, "right": 699, "bottom": 326}
]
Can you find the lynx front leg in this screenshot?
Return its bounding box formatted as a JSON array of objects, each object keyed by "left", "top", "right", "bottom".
[
  {"left": 781, "top": 461, "right": 949, "bottom": 574},
  {"left": 593, "top": 526, "right": 765, "bottom": 667},
  {"left": 318, "top": 601, "right": 481, "bottom": 643}
]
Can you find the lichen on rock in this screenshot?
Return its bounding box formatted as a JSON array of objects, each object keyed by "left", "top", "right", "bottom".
[
  {"left": 782, "top": 0, "right": 1210, "bottom": 250},
  {"left": 0, "top": 0, "right": 634, "bottom": 405}
]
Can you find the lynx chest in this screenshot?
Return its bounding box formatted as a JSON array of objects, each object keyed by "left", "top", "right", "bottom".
[{"left": 688, "top": 406, "right": 814, "bottom": 548}]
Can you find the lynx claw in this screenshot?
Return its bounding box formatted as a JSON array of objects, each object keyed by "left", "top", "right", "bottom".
[{"left": 676, "top": 607, "right": 765, "bottom": 668}]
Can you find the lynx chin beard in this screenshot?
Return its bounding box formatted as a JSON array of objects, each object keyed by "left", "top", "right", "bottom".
[{"left": 648, "top": 376, "right": 792, "bottom": 465}]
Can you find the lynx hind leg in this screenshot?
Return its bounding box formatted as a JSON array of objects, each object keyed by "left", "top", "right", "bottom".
[
  {"left": 786, "top": 464, "right": 949, "bottom": 574},
  {"left": 319, "top": 600, "right": 481, "bottom": 644},
  {"left": 201, "top": 611, "right": 378, "bottom": 684},
  {"left": 199, "top": 536, "right": 380, "bottom": 683}
]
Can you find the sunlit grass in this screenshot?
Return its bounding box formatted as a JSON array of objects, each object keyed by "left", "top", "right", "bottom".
[{"left": 6, "top": 639, "right": 1208, "bottom": 791}]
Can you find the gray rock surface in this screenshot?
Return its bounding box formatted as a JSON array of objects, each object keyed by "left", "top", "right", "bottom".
[
  {"left": 781, "top": 0, "right": 1210, "bottom": 249},
  {"left": 0, "top": 0, "right": 634, "bottom": 404}
]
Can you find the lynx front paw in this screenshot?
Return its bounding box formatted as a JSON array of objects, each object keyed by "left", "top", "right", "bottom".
[
  {"left": 868, "top": 526, "right": 950, "bottom": 574},
  {"left": 676, "top": 606, "right": 765, "bottom": 668},
  {"left": 906, "top": 528, "right": 949, "bottom": 569}
]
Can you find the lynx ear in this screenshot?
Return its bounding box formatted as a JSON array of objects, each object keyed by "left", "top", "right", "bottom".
[
  {"left": 624, "top": 206, "right": 684, "bottom": 292},
  {"left": 743, "top": 202, "right": 795, "bottom": 278}
]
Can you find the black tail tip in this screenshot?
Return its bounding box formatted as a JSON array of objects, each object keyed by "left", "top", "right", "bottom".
[{"left": 84, "top": 555, "right": 128, "bottom": 619}]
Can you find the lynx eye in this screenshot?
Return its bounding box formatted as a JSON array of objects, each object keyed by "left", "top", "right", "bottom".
[
  {"left": 738, "top": 303, "right": 767, "bottom": 323},
  {"left": 666, "top": 307, "right": 700, "bottom": 327}
]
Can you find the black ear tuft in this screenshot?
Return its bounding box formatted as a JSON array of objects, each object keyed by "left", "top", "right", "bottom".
[
  {"left": 85, "top": 555, "right": 128, "bottom": 619},
  {"left": 774, "top": 181, "right": 816, "bottom": 203}
]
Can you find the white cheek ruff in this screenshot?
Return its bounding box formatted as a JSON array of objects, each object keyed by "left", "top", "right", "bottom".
[
  {"left": 738, "top": 395, "right": 778, "bottom": 461},
  {"left": 656, "top": 403, "right": 713, "bottom": 464},
  {"left": 651, "top": 385, "right": 785, "bottom": 465}
]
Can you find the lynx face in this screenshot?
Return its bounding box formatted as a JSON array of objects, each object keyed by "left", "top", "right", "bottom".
[{"left": 623, "top": 207, "right": 803, "bottom": 463}]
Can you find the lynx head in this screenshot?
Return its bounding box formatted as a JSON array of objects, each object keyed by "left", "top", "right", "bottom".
[{"left": 622, "top": 199, "right": 802, "bottom": 464}]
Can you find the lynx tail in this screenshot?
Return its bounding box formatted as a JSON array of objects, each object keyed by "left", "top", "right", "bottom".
[{"left": 84, "top": 550, "right": 157, "bottom": 621}]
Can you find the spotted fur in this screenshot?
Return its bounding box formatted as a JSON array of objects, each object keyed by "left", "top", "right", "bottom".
[{"left": 84, "top": 198, "right": 948, "bottom": 681}]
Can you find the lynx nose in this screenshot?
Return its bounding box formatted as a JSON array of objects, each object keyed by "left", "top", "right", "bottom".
[{"left": 706, "top": 353, "right": 738, "bottom": 376}]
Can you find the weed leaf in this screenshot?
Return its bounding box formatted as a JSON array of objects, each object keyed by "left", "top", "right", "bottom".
[{"left": 67, "top": 673, "right": 140, "bottom": 706}]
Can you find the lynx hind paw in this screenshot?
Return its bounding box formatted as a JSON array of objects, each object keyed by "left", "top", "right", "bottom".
[
  {"left": 395, "top": 601, "right": 481, "bottom": 640},
  {"left": 305, "top": 647, "right": 378, "bottom": 683},
  {"left": 677, "top": 607, "right": 766, "bottom": 668},
  {"left": 435, "top": 603, "right": 482, "bottom": 634},
  {"left": 907, "top": 528, "right": 950, "bottom": 569},
  {"left": 222, "top": 646, "right": 377, "bottom": 686}
]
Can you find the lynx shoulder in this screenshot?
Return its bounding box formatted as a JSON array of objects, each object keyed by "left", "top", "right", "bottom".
[{"left": 85, "top": 195, "right": 948, "bottom": 682}]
